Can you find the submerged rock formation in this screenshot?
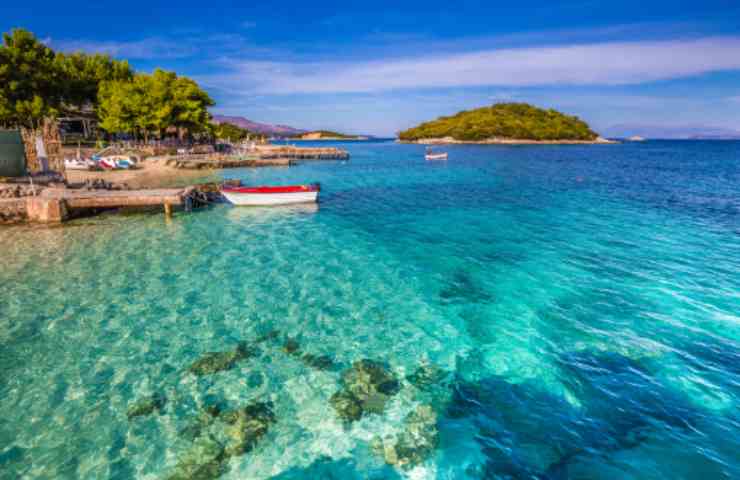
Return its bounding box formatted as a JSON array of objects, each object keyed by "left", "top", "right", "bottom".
[
  {"left": 406, "top": 364, "right": 449, "bottom": 390},
  {"left": 282, "top": 338, "right": 300, "bottom": 356},
  {"left": 166, "top": 434, "right": 227, "bottom": 480},
  {"left": 330, "top": 359, "right": 401, "bottom": 422},
  {"left": 278, "top": 336, "right": 335, "bottom": 371},
  {"left": 373, "top": 405, "right": 439, "bottom": 468},
  {"left": 188, "top": 342, "right": 257, "bottom": 376},
  {"left": 221, "top": 401, "right": 276, "bottom": 456},
  {"left": 167, "top": 401, "right": 276, "bottom": 480},
  {"left": 127, "top": 393, "right": 166, "bottom": 419},
  {"left": 301, "top": 353, "right": 335, "bottom": 371}
]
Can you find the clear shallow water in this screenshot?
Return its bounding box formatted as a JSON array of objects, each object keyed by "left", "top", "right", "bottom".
[{"left": 1, "top": 140, "right": 739, "bottom": 479}]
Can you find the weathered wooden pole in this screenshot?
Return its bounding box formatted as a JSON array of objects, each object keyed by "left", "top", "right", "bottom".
[{"left": 164, "top": 203, "right": 172, "bottom": 218}]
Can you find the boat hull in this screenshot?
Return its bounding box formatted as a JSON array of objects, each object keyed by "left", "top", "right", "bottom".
[
  {"left": 425, "top": 153, "right": 448, "bottom": 160},
  {"left": 222, "top": 190, "right": 318, "bottom": 206},
  {"left": 64, "top": 161, "right": 92, "bottom": 171}
]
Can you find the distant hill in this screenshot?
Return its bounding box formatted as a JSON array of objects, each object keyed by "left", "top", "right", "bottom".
[
  {"left": 605, "top": 124, "right": 740, "bottom": 140},
  {"left": 211, "top": 115, "right": 305, "bottom": 136},
  {"left": 398, "top": 103, "right": 600, "bottom": 142}
]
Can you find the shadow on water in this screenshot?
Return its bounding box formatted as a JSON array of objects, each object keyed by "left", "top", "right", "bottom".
[
  {"left": 677, "top": 334, "right": 740, "bottom": 377},
  {"left": 444, "top": 349, "right": 728, "bottom": 479},
  {"left": 268, "top": 456, "right": 402, "bottom": 480},
  {"left": 439, "top": 269, "right": 495, "bottom": 305}
]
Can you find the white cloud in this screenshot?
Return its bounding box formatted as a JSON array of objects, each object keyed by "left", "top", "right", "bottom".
[
  {"left": 212, "top": 36, "right": 740, "bottom": 94},
  {"left": 52, "top": 37, "right": 197, "bottom": 59}
]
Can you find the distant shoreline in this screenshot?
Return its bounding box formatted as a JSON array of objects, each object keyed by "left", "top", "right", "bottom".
[
  {"left": 399, "top": 136, "right": 618, "bottom": 145},
  {"left": 291, "top": 137, "right": 369, "bottom": 141}
]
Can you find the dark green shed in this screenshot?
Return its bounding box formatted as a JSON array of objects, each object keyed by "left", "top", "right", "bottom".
[{"left": 0, "top": 130, "right": 27, "bottom": 177}]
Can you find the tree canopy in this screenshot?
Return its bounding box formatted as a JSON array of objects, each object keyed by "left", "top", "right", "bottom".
[
  {"left": 0, "top": 28, "right": 214, "bottom": 139},
  {"left": 213, "top": 122, "right": 252, "bottom": 141},
  {"left": 0, "top": 28, "right": 133, "bottom": 128},
  {"left": 97, "top": 69, "right": 214, "bottom": 140},
  {"left": 398, "top": 103, "right": 599, "bottom": 141},
  {"left": 0, "top": 29, "right": 61, "bottom": 128}
]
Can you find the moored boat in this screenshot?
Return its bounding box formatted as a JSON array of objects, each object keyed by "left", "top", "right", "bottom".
[
  {"left": 98, "top": 158, "right": 117, "bottom": 169},
  {"left": 425, "top": 147, "right": 448, "bottom": 160},
  {"left": 64, "top": 158, "right": 94, "bottom": 171},
  {"left": 222, "top": 183, "right": 320, "bottom": 206}
]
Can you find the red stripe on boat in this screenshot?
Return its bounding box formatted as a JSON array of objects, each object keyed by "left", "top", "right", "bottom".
[{"left": 222, "top": 184, "right": 319, "bottom": 194}]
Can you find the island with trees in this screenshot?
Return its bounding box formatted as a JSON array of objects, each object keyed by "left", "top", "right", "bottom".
[
  {"left": 398, "top": 103, "right": 613, "bottom": 144},
  {"left": 295, "top": 130, "right": 368, "bottom": 141}
]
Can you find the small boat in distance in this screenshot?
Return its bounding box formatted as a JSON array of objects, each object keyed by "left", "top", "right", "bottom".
[
  {"left": 222, "top": 183, "right": 320, "bottom": 206},
  {"left": 425, "top": 147, "right": 448, "bottom": 161}
]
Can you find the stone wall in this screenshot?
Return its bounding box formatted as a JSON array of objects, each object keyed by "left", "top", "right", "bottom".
[
  {"left": 0, "top": 198, "right": 28, "bottom": 223},
  {"left": 0, "top": 184, "right": 40, "bottom": 199}
]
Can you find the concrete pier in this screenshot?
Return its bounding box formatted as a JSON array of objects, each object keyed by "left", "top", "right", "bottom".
[{"left": 0, "top": 187, "right": 197, "bottom": 223}]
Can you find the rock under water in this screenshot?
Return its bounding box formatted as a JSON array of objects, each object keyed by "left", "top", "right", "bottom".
[
  {"left": 330, "top": 359, "right": 401, "bottom": 422},
  {"left": 168, "top": 400, "right": 276, "bottom": 480},
  {"left": 127, "top": 393, "right": 166, "bottom": 420},
  {"left": 188, "top": 342, "right": 257, "bottom": 376},
  {"left": 166, "top": 434, "right": 227, "bottom": 480},
  {"left": 373, "top": 405, "right": 439, "bottom": 469},
  {"left": 221, "top": 401, "right": 276, "bottom": 457},
  {"left": 406, "top": 364, "right": 449, "bottom": 390}
]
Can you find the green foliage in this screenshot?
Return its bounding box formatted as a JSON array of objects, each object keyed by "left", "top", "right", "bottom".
[
  {"left": 0, "top": 28, "right": 212, "bottom": 138},
  {"left": 97, "top": 79, "right": 139, "bottom": 136},
  {"left": 288, "top": 130, "right": 358, "bottom": 139},
  {"left": 97, "top": 69, "right": 214, "bottom": 140},
  {"left": 0, "top": 28, "right": 60, "bottom": 127},
  {"left": 398, "top": 103, "right": 598, "bottom": 141},
  {"left": 171, "top": 75, "right": 215, "bottom": 134},
  {"left": 55, "top": 51, "right": 132, "bottom": 110},
  {"left": 311, "top": 130, "right": 355, "bottom": 138},
  {"left": 213, "top": 122, "right": 251, "bottom": 141},
  {"left": 0, "top": 28, "right": 134, "bottom": 128}
]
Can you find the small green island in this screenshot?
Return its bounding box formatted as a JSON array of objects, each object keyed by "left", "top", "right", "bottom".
[
  {"left": 296, "top": 130, "right": 368, "bottom": 140},
  {"left": 399, "top": 103, "right": 613, "bottom": 144}
]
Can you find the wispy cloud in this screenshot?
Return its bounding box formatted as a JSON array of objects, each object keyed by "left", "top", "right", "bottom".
[
  {"left": 210, "top": 36, "right": 740, "bottom": 94},
  {"left": 241, "top": 20, "right": 257, "bottom": 29},
  {"left": 50, "top": 33, "right": 274, "bottom": 61},
  {"left": 51, "top": 37, "right": 198, "bottom": 59}
]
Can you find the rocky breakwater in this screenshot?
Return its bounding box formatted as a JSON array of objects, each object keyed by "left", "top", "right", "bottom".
[{"left": 0, "top": 184, "right": 39, "bottom": 223}]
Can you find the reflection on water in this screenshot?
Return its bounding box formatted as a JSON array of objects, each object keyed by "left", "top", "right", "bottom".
[{"left": 225, "top": 203, "right": 319, "bottom": 222}]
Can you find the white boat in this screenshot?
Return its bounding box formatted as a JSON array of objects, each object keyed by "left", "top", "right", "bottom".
[
  {"left": 106, "top": 155, "right": 137, "bottom": 169},
  {"left": 64, "top": 158, "right": 93, "bottom": 171},
  {"left": 222, "top": 183, "right": 320, "bottom": 206},
  {"left": 425, "top": 147, "right": 448, "bottom": 160}
]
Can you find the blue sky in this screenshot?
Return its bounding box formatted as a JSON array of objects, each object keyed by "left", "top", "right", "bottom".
[{"left": 4, "top": 1, "right": 740, "bottom": 136}]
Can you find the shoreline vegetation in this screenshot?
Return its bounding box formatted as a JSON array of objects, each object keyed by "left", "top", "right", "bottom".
[
  {"left": 398, "top": 103, "right": 614, "bottom": 144},
  {"left": 293, "top": 130, "right": 368, "bottom": 141},
  {"left": 399, "top": 136, "right": 616, "bottom": 145}
]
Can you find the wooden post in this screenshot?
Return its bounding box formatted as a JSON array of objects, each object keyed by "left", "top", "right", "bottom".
[{"left": 164, "top": 203, "right": 172, "bottom": 218}]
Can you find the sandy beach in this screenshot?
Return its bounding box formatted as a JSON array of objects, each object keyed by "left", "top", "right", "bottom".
[{"left": 65, "top": 157, "right": 219, "bottom": 189}]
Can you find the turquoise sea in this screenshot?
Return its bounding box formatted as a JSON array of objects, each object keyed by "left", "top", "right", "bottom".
[{"left": 1, "top": 140, "right": 739, "bottom": 479}]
